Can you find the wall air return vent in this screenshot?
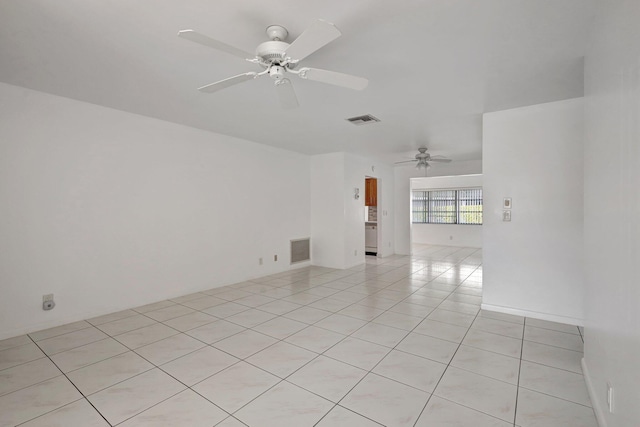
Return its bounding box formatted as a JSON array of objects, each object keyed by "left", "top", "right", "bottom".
[
  {"left": 346, "top": 114, "right": 380, "bottom": 126},
  {"left": 290, "top": 238, "right": 310, "bottom": 264}
]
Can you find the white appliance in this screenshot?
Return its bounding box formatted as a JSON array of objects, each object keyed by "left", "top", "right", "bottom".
[{"left": 365, "top": 223, "right": 377, "bottom": 254}]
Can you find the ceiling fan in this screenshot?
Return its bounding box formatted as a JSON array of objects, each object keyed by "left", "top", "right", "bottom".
[
  {"left": 177, "top": 19, "right": 368, "bottom": 109},
  {"left": 395, "top": 147, "right": 452, "bottom": 169}
]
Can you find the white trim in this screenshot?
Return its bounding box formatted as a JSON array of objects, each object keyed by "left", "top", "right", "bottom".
[
  {"left": 582, "top": 358, "right": 607, "bottom": 427},
  {"left": 0, "top": 261, "right": 314, "bottom": 341},
  {"left": 480, "top": 303, "right": 584, "bottom": 327},
  {"left": 0, "top": 305, "right": 128, "bottom": 341}
]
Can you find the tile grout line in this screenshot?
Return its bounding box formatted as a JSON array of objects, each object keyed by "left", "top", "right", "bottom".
[
  {"left": 512, "top": 317, "right": 527, "bottom": 426},
  {"left": 24, "top": 334, "right": 114, "bottom": 427},
  {"left": 411, "top": 279, "right": 484, "bottom": 426}
]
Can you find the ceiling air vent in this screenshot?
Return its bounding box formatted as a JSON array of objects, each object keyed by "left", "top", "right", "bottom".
[{"left": 346, "top": 114, "right": 380, "bottom": 126}]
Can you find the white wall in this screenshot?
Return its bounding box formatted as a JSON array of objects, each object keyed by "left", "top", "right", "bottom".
[
  {"left": 0, "top": 82, "right": 311, "bottom": 339},
  {"left": 412, "top": 225, "right": 481, "bottom": 247},
  {"left": 310, "top": 152, "right": 394, "bottom": 269},
  {"left": 482, "top": 98, "right": 584, "bottom": 324},
  {"left": 394, "top": 160, "right": 482, "bottom": 255},
  {"left": 411, "top": 174, "right": 483, "bottom": 248},
  {"left": 310, "top": 153, "right": 345, "bottom": 269},
  {"left": 582, "top": 2, "right": 640, "bottom": 426}
]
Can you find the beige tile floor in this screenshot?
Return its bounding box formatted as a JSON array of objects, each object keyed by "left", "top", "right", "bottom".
[{"left": 0, "top": 245, "right": 596, "bottom": 426}]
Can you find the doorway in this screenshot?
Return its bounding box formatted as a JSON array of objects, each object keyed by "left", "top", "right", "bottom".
[{"left": 364, "top": 176, "right": 379, "bottom": 256}]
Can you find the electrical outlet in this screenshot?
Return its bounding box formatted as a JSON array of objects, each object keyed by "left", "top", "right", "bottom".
[
  {"left": 607, "top": 383, "right": 614, "bottom": 413},
  {"left": 42, "top": 294, "right": 55, "bottom": 311},
  {"left": 258, "top": 257, "right": 263, "bottom": 265},
  {"left": 274, "top": 254, "right": 278, "bottom": 262}
]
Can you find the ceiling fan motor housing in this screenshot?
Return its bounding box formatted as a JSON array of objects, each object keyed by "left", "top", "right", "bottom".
[{"left": 256, "top": 41, "right": 290, "bottom": 63}]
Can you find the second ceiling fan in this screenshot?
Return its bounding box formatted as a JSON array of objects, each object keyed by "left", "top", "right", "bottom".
[
  {"left": 178, "top": 19, "right": 368, "bottom": 109},
  {"left": 395, "top": 147, "right": 452, "bottom": 169}
]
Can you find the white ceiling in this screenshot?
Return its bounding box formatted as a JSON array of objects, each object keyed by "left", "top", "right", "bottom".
[{"left": 0, "top": 0, "right": 594, "bottom": 164}]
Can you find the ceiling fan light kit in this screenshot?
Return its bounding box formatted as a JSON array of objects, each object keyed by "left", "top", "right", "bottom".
[{"left": 178, "top": 19, "right": 369, "bottom": 108}]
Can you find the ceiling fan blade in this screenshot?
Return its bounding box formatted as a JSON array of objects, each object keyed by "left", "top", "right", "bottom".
[
  {"left": 285, "top": 19, "right": 341, "bottom": 61},
  {"left": 298, "top": 67, "right": 368, "bottom": 90},
  {"left": 275, "top": 79, "right": 299, "bottom": 109},
  {"left": 178, "top": 29, "right": 254, "bottom": 60},
  {"left": 394, "top": 160, "right": 418, "bottom": 164},
  {"left": 198, "top": 72, "right": 257, "bottom": 93},
  {"left": 428, "top": 158, "right": 452, "bottom": 163}
]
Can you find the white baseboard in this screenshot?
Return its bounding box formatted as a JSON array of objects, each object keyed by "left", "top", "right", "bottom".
[
  {"left": 480, "top": 303, "right": 584, "bottom": 326},
  {"left": 582, "top": 358, "right": 607, "bottom": 427},
  {"left": 1, "top": 262, "right": 313, "bottom": 341},
  {"left": 0, "top": 304, "right": 130, "bottom": 341}
]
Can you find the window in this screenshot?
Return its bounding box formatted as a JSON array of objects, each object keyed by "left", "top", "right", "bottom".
[
  {"left": 457, "top": 188, "right": 483, "bottom": 224},
  {"left": 412, "top": 188, "right": 483, "bottom": 225},
  {"left": 429, "top": 190, "right": 457, "bottom": 224}
]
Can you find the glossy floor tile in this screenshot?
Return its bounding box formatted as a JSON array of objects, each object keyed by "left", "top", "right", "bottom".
[
  {"left": 235, "top": 381, "right": 334, "bottom": 427},
  {"left": 86, "top": 368, "right": 185, "bottom": 425},
  {"left": 0, "top": 245, "right": 597, "bottom": 426},
  {"left": 340, "top": 373, "right": 430, "bottom": 427},
  {"left": 287, "top": 355, "right": 367, "bottom": 402}
]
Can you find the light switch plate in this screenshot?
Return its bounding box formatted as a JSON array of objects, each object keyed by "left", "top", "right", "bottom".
[{"left": 503, "top": 210, "right": 511, "bottom": 221}]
